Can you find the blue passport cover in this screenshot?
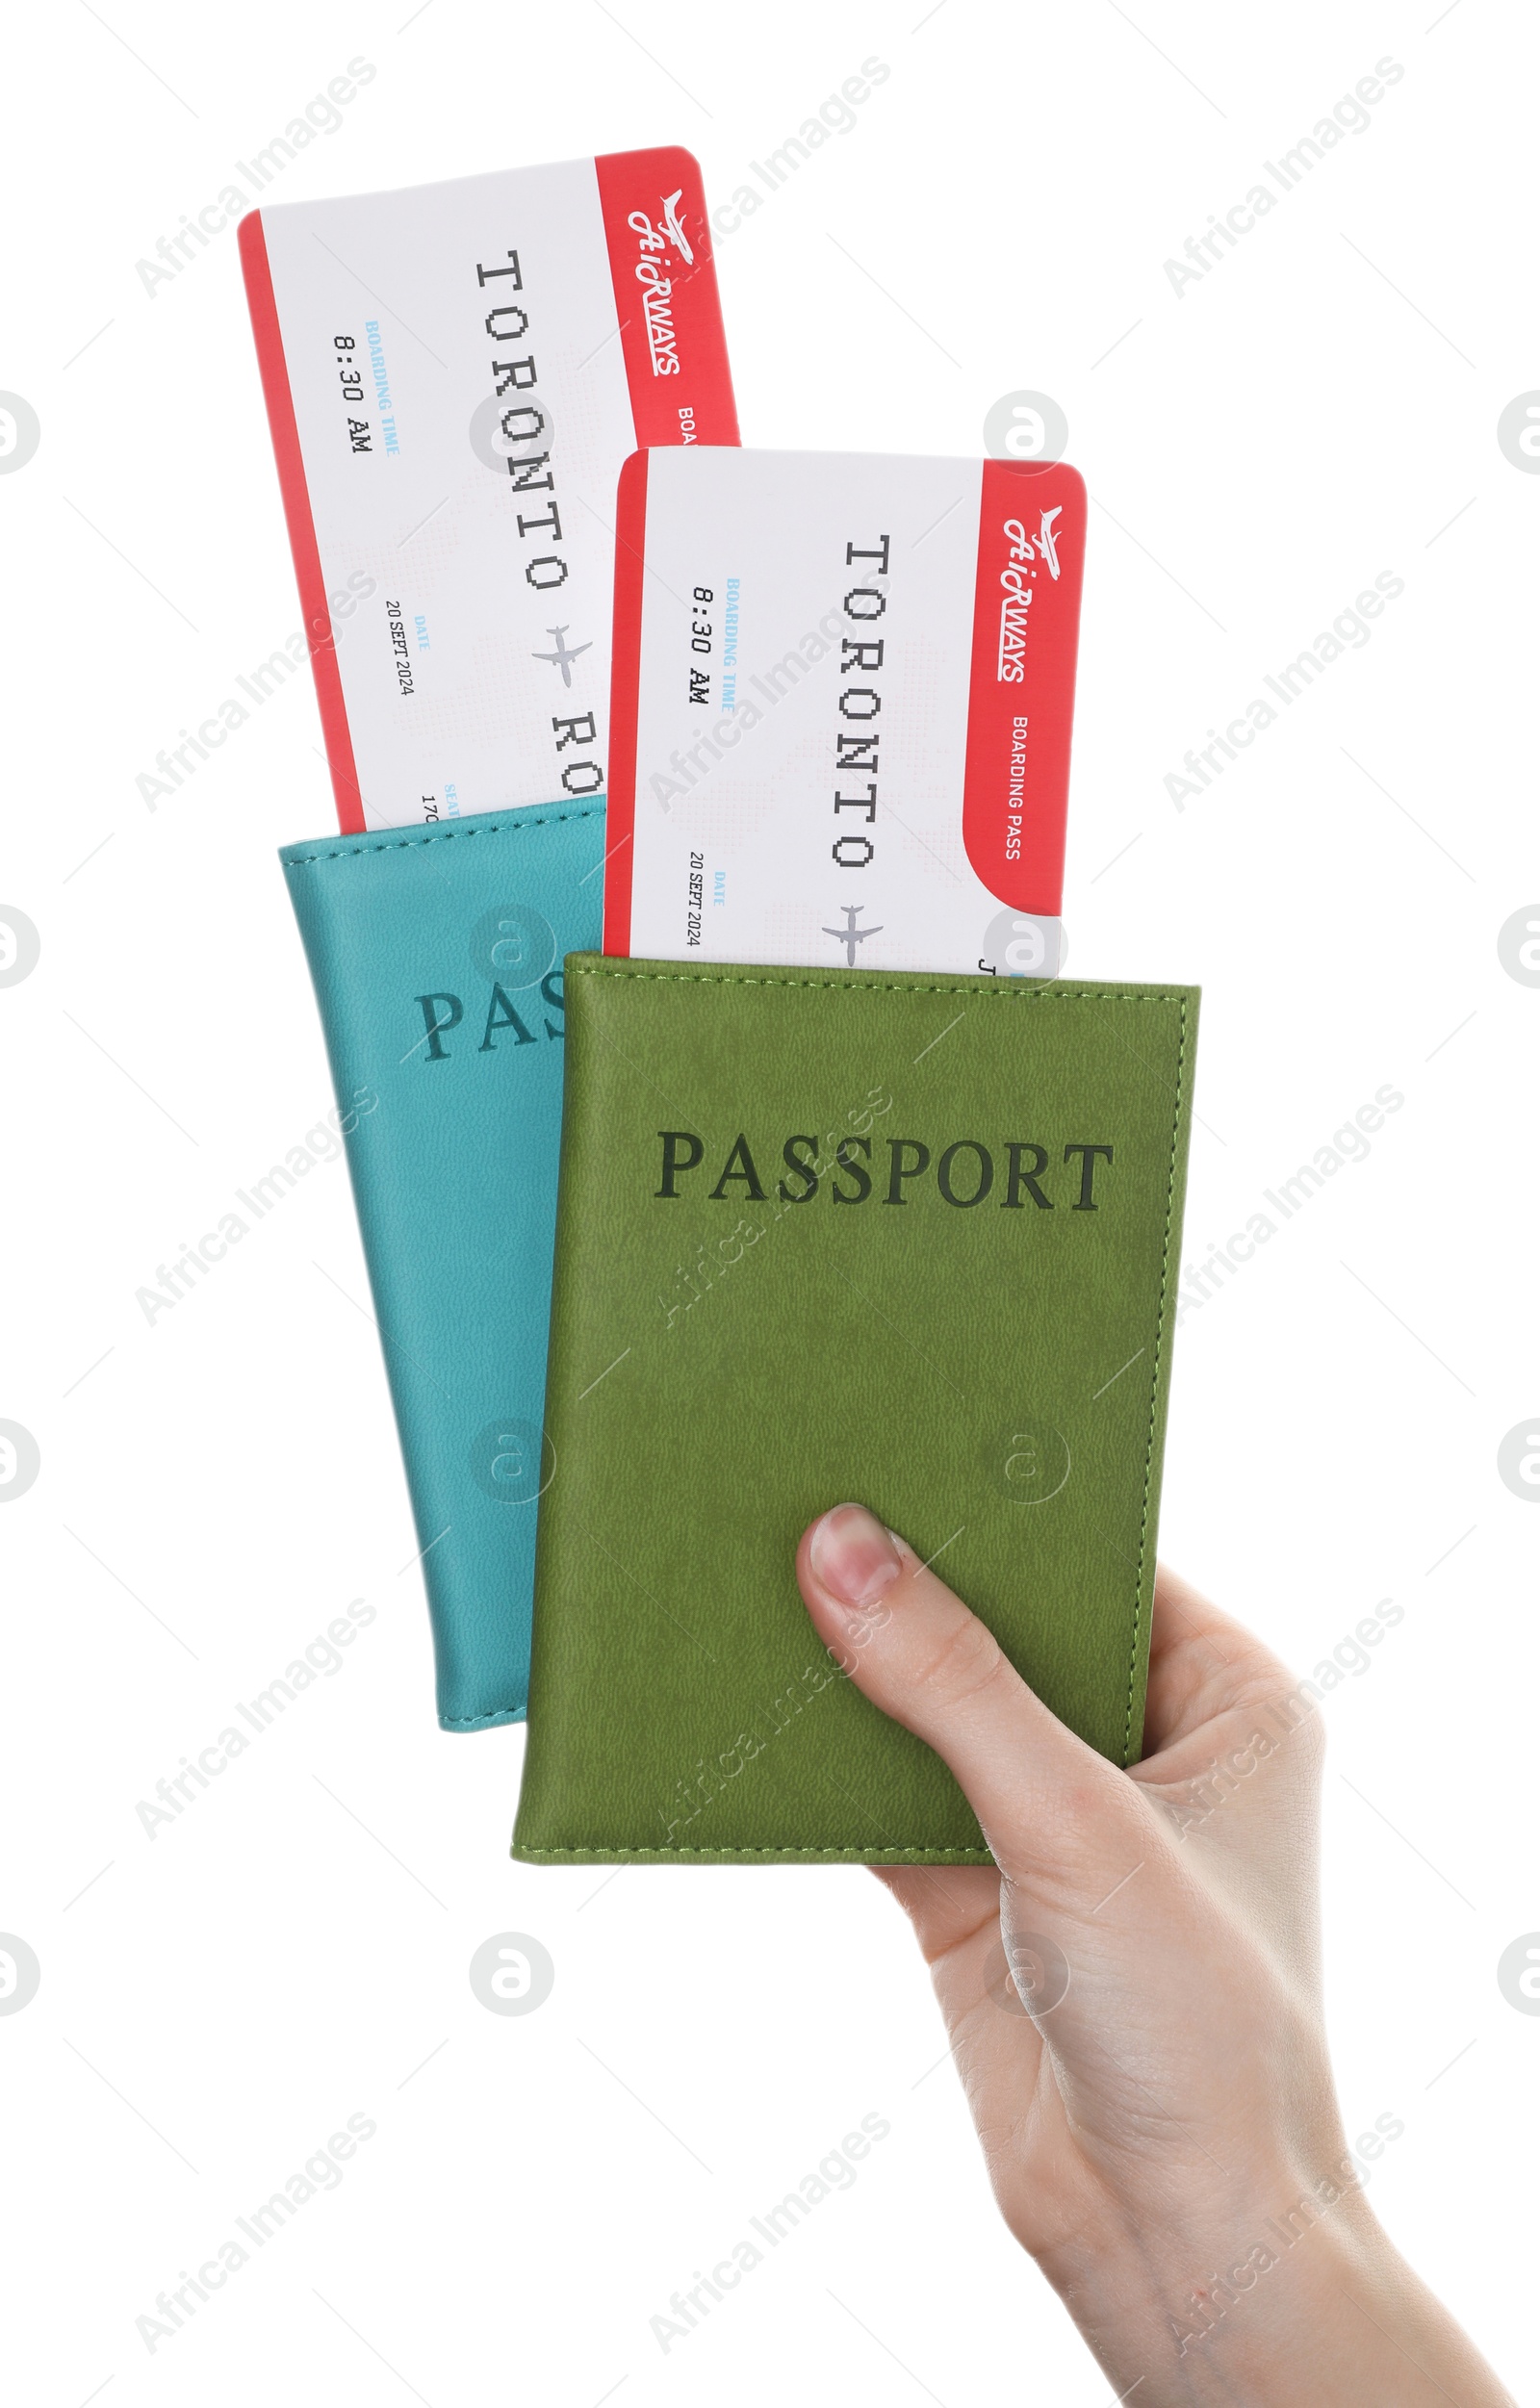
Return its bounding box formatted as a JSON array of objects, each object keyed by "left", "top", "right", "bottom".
[{"left": 279, "top": 801, "right": 604, "bottom": 1729}]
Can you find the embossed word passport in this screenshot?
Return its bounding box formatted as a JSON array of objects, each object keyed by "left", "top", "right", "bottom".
[
  {"left": 511, "top": 955, "right": 1197, "bottom": 1864},
  {"left": 241, "top": 148, "right": 737, "bottom": 832}
]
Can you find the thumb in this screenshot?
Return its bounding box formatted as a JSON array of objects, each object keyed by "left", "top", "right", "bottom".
[{"left": 797, "top": 1504, "right": 1149, "bottom": 1891}]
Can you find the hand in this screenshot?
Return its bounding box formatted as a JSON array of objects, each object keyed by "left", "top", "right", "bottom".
[{"left": 795, "top": 1505, "right": 1512, "bottom": 2405}]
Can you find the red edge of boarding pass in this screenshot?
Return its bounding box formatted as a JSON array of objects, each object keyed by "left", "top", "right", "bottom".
[
  {"left": 962, "top": 459, "right": 1087, "bottom": 919},
  {"left": 593, "top": 149, "right": 740, "bottom": 450},
  {"left": 238, "top": 210, "right": 369, "bottom": 835},
  {"left": 603, "top": 451, "right": 649, "bottom": 954}
]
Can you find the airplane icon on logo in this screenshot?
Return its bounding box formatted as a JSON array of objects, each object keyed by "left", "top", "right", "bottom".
[
  {"left": 660, "top": 190, "right": 694, "bottom": 265},
  {"left": 823, "top": 905, "right": 884, "bottom": 964},
  {"left": 1033, "top": 504, "right": 1064, "bottom": 579},
  {"left": 531, "top": 627, "right": 592, "bottom": 686}
]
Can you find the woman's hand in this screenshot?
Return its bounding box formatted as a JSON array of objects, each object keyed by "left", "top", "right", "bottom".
[{"left": 796, "top": 1505, "right": 1511, "bottom": 2405}]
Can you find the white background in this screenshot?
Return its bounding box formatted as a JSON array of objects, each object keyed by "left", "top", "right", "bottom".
[{"left": 2, "top": 2, "right": 1536, "bottom": 2399}]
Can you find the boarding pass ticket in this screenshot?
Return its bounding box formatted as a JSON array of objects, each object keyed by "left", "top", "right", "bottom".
[
  {"left": 603, "top": 447, "right": 1086, "bottom": 977},
  {"left": 240, "top": 147, "right": 738, "bottom": 831}
]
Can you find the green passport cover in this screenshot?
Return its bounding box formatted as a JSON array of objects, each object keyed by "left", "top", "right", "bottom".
[{"left": 512, "top": 955, "right": 1198, "bottom": 1865}]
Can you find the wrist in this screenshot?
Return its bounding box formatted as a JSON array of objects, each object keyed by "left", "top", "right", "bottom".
[{"left": 1037, "top": 2182, "right": 1509, "bottom": 2405}]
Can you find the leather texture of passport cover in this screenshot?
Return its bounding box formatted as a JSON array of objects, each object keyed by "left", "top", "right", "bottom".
[
  {"left": 280, "top": 802, "right": 604, "bottom": 1732},
  {"left": 512, "top": 954, "right": 1198, "bottom": 1863}
]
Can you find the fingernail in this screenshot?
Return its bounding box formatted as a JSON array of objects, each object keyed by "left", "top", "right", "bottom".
[{"left": 809, "top": 1504, "right": 902, "bottom": 1611}]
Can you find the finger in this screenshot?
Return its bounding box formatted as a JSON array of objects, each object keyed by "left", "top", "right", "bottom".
[
  {"left": 1142, "top": 1562, "right": 1309, "bottom": 1757},
  {"left": 797, "top": 1504, "right": 1149, "bottom": 1892},
  {"left": 872, "top": 1865, "right": 1055, "bottom": 2150},
  {"left": 875, "top": 1865, "right": 1044, "bottom": 2043},
  {"left": 870, "top": 1861, "right": 1002, "bottom": 1966}
]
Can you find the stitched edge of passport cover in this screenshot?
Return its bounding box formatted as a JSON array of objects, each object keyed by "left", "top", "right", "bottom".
[
  {"left": 281, "top": 802, "right": 605, "bottom": 1730},
  {"left": 280, "top": 803, "right": 604, "bottom": 877},
  {"left": 513, "top": 959, "right": 1196, "bottom": 1862}
]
